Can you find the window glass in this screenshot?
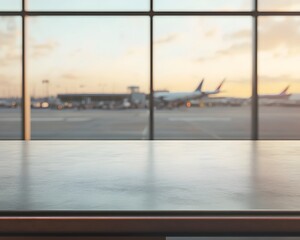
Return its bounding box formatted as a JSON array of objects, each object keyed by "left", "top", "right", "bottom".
[
  {"left": 259, "top": 17, "right": 300, "bottom": 139},
  {"left": 154, "top": 0, "right": 252, "bottom": 11},
  {"left": 0, "top": 17, "right": 22, "bottom": 139},
  {"left": 154, "top": 17, "right": 252, "bottom": 139},
  {"left": 259, "top": 0, "right": 300, "bottom": 11},
  {"left": 0, "top": 0, "right": 21, "bottom": 11},
  {"left": 27, "top": 17, "right": 149, "bottom": 139},
  {"left": 29, "top": 0, "right": 149, "bottom": 11}
]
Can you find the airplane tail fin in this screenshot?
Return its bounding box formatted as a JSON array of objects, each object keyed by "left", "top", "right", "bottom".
[
  {"left": 280, "top": 85, "right": 289, "bottom": 95},
  {"left": 195, "top": 79, "right": 204, "bottom": 92},
  {"left": 216, "top": 79, "right": 225, "bottom": 92}
]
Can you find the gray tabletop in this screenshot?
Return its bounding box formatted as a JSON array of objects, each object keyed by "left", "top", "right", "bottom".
[{"left": 0, "top": 141, "right": 300, "bottom": 211}]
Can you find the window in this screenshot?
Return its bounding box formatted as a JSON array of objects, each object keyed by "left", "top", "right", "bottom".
[
  {"left": 28, "top": 0, "right": 149, "bottom": 11},
  {"left": 0, "top": 1, "right": 299, "bottom": 140},
  {"left": 0, "top": 16, "right": 22, "bottom": 139},
  {"left": 0, "top": 0, "right": 21, "bottom": 11},
  {"left": 260, "top": 0, "right": 300, "bottom": 11},
  {"left": 259, "top": 17, "right": 300, "bottom": 139},
  {"left": 154, "top": 16, "right": 252, "bottom": 139},
  {"left": 28, "top": 16, "right": 149, "bottom": 139},
  {"left": 154, "top": 0, "right": 252, "bottom": 11}
]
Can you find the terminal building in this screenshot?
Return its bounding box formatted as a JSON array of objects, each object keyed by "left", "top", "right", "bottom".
[{"left": 57, "top": 86, "right": 147, "bottom": 109}]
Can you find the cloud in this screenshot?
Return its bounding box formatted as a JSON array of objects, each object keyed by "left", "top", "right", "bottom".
[
  {"left": 196, "top": 17, "right": 300, "bottom": 63},
  {"left": 124, "top": 46, "right": 148, "bottom": 57},
  {"left": 259, "top": 74, "right": 299, "bottom": 83},
  {"left": 155, "top": 33, "right": 178, "bottom": 45},
  {"left": 0, "top": 18, "right": 21, "bottom": 66},
  {"left": 195, "top": 41, "right": 251, "bottom": 63},
  {"left": 61, "top": 73, "right": 78, "bottom": 80},
  {"left": 30, "top": 40, "right": 59, "bottom": 58},
  {"left": 216, "top": 42, "right": 251, "bottom": 57},
  {"left": 0, "top": 51, "right": 20, "bottom": 66},
  {"left": 260, "top": 0, "right": 300, "bottom": 10},
  {"left": 228, "top": 29, "right": 251, "bottom": 41},
  {"left": 259, "top": 17, "right": 300, "bottom": 55},
  {"left": 0, "top": 31, "right": 17, "bottom": 47},
  {"left": 205, "top": 29, "right": 218, "bottom": 38},
  {"left": 0, "top": 18, "right": 19, "bottom": 45}
]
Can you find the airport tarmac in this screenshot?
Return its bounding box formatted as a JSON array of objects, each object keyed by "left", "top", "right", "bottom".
[{"left": 0, "top": 106, "right": 299, "bottom": 140}]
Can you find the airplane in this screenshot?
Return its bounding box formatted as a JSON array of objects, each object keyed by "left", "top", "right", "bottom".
[
  {"left": 259, "top": 86, "right": 291, "bottom": 99},
  {"left": 154, "top": 79, "right": 225, "bottom": 109}
]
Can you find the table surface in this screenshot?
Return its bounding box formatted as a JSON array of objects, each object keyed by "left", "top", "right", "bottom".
[{"left": 1, "top": 141, "right": 300, "bottom": 211}]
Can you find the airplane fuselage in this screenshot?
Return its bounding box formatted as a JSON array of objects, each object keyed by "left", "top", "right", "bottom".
[
  {"left": 154, "top": 91, "right": 203, "bottom": 102},
  {"left": 259, "top": 94, "right": 291, "bottom": 100},
  {"left": 154, "top": 79, "right": 224, "bottom": 108}
]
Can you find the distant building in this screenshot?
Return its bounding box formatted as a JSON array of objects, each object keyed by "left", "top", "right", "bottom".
[
  {"left": 57, "top": 93, "right": 130, "bottom": 103},
  {"left": 57, "top": 92, "right": 147, "bottom": 109}
]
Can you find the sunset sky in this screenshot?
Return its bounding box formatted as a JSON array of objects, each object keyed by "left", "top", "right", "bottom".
[{"left": 0, "top": 1, "right": 300, "bottom": 98}]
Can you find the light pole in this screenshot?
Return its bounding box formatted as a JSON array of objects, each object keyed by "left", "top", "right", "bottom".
[{"left": 42, "top": 79, "right": 49, "bottom": 101}]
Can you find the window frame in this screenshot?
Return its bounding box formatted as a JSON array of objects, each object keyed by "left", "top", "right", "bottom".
[{"left": 1, "top": 0, "right": 299, "bottom": 140}]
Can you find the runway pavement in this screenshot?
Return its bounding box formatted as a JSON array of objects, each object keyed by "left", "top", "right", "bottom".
[{"left": 0, "top": 106, "right": 299, "bottom": 140}]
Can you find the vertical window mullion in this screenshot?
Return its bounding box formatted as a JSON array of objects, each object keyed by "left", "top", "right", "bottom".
[
  {"left": 150, "top": 0, "right": 154, "bottom": 140},
  {"left": 22, "top": 0, "right": 31, "bottom": 140},
  {"left": 252, "top": 0, "right": 259, "bottom": 140}
]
